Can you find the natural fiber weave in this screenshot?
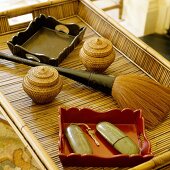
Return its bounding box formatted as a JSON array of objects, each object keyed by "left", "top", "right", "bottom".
[
  {"left": 83, "top": 37, "right": 113, "bottom": 57},
  {"left": 0, "top": 0, "right": 78, "bottom": 35},
  {"left": 0, "top": 0, "right": 170, "bottom": 169},
  {"left": 80, "top": 37, "right": 115, "bottom": 72},
  {"left": 78, "top": 0, "right": 170, "bottom": 86},
  {"left": 22, "top": 66, "right": 63, "bottom": 104}
]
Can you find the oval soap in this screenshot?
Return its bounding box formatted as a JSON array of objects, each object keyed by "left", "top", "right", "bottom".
[
  {"left": 96, "top": 122, "right": 140, "bottom": 155},
  {"left": 65, "top": 124, "right": 93, "bottom": 154}
]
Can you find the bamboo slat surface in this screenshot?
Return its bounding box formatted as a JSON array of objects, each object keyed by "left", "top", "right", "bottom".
[{"left": 0, "top": 16, "right": 170, "bottom": 170}]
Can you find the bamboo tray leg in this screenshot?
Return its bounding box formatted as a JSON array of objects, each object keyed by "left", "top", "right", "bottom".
[
  {"left": 0, "top": 91, "right": 59, "bottom": 170},
  {"left": 129, "top": 151, "right": 170, "bottom": 170}
]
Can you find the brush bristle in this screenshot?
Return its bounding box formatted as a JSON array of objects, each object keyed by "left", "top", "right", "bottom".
[{"left": 112, "top": 74, "right": 170, "bottom": 129}]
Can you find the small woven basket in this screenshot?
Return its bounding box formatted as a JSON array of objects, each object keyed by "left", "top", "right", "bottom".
[
  {"left": 22, "top": 66, "right": 63, "bottom": 104},
  {"left": 80, "top": 37, "right": 115, "bottom": 72}
]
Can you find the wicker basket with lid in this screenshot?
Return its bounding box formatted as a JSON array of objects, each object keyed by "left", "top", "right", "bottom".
[
  {"left": 80, "top": 37, "right": 115, "bottom": 72},
  {"left": 22, "top": 66, "right": 63, "bottom": 104}
]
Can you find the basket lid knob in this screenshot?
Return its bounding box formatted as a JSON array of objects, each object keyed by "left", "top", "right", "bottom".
[
  {"left": 27, "top": 66, "right": 59, "bottom": 87},
  {"left": 95, "top": 38, "right": 103, "bottom": 45},
  {"left": 83, "top": 37, "right": 113, "bottom": 58},
  {"left": 80, "top": 37, "right": 116, "bottom": 72},
  {"left": 22, "top": 66, "right": 63, "bottom": 104}
]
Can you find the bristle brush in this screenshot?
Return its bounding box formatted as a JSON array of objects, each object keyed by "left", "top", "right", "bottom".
[{"left": 0, "top": 52, "right": 170, "bottom": 129}]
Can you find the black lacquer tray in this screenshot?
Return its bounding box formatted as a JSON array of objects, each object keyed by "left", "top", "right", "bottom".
[{"left": 7, "top": 14, "right": 86, "bottom": 66}]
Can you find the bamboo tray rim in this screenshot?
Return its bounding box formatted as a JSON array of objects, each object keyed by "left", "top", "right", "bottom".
[
  {"left": 0, "top": 0, "right": 169, "bottom": 69},
  {"left": 0, "top": 0, "right": 169, "bottom": 169},
  {"left": 0, "top": 91, "right": 59, "bottom": 170},
  {"left": 80, "top": 0, "right": 170, "bottom": 69},
  {"left": 0, "top": 0, "right": 74, "bottom": 15}
]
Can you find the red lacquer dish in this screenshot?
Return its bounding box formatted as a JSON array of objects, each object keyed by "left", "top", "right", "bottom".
[{"left": 58, "top": 107, "right": 153, "bottom": 167}]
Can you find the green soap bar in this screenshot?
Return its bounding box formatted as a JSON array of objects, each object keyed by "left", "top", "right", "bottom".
[
  {"left": 65, "top": 124, "right": 93, "bottom": 154},
  {"left": 96, "top": 122, "right": 140, "bottom": 155}
]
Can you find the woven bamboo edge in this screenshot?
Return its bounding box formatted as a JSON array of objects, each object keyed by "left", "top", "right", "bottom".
[
  {"left": 79, "top": 0, "right": 170, "bottom": 68},
  {"left": 0, "top": 0, "right": 75, "bottom": 16},
  {"left": 78, "top": 0, "right": 170, "bottom": 86},
  {"left": 0, "top": 106, "right": 46, "bottom": 170},
  {"left": 0, "top": 0, "right": 78, "bottom": 35},
  {"left": 76, "top": 15, "right": 167, "bottom": 85},
  {"left": 0, "top": 91, "right": 59, "bottom": 170},
  {"left": 1, "top": 0, "right": 169, "bottom": 85},
  {"left": 128, "top": 151, "right": 170, "bottom": 170}
]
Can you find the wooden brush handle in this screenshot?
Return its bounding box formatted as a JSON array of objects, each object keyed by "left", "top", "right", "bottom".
[
  {"left": 129, "top": 151, "right": 170, "bottom": 170},
  {"left": 0, "top": 51, "right": 115, "bottom": 94},
  {"left": 0, "top": 51, "right": 45, "bottom": 67}
]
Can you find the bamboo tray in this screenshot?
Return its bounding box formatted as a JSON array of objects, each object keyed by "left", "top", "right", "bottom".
[{"left": 0, "top": 0, "right": 170, "bottom": 170}]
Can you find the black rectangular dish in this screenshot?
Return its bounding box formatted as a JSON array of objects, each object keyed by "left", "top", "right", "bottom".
[{"left": 7, "top": 14, "right": 86, "bottom": 66}]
